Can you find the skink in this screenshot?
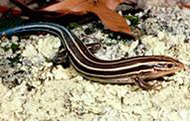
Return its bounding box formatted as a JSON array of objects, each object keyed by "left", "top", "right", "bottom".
[{"left": 0, "top": 22, "right": 184, "bottom": 89}]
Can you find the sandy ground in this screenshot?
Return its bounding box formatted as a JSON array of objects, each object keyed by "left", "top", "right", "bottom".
[{"left": 1, "top": 5, "right": 190, "bottom": 121}]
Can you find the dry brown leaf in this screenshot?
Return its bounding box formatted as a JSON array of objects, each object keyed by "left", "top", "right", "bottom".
[
  {"left": 9, "top": 0, "right": 134, "bottom": 35},
  {"left": 42, "top": 0, "right": 90, "bottom": 15},
  {"left": 88, "top": 0, "right": 132, "bottom": 34},
  {"left": 0, "top": 5, "right": 21, "bottom": 15},
  {"left": 43, "top": 0, "right": 133, "bottom": 35}
]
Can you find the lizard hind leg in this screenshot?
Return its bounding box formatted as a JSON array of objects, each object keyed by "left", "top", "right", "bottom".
[{"left": 52, "top": 48, "right": 69, "bottom": 68}]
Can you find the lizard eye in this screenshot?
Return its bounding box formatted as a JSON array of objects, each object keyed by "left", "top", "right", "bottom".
[{"left": 166, "top": 63, "right": 175, "bottom": 68}]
